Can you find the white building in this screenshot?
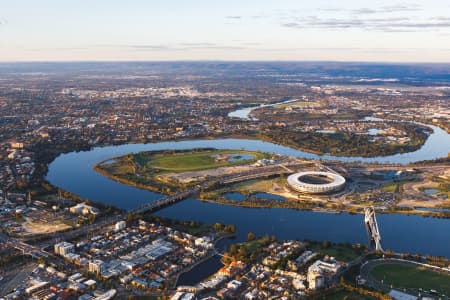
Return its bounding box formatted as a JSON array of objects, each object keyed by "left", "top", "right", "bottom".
[
  {"left": 69, "top": 203, "right": 99, "bottom": 215},
  {"left": 89, "top": 259, "right": 105, "bottom": 275},
  {"left": 227, "top": 280, "right": 242, "bottom": 290},
  {"left": 54, "top": 241, "right": 74, "bottom": 256},
  {"left": 307, "top": 259, "right": 342, "bottom": 290},
  {"left": 307, "top": 270, "right": 325, "bottom": 290},
  {"left": 115, "top": 221, "right": 126, "bottom": 231},
  {"left": 194, "top": 236, "right": 213, "bottom": 249}
]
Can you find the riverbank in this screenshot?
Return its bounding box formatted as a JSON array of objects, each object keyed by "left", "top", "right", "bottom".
[
  {"left": 196, "top": 197, "right": 450, "bottom": 219},
  {"left": 94, "top": 163, "right": 173, "bottom": 195},
  {"left": 257, "top": 124, "right": 429, "bottom": 158},
  {"left": 93, "top": 148, "right": 271, "bottom": 195},
  {"left": 171, "top": 231, "right": 235, "bottom": 288},
  {"left": 46, "top": 138, "right": 450, "bottom": 257},
  {"left": 91, "top": 146, "right": 450, "bottom": 220}
]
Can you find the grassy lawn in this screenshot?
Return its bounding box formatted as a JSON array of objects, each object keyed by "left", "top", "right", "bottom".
[
  {"left": 419, "top": 184, "right": 450, "bottom": 199},
  {"left": 246, "top": 238, "right": 266, "bottom": 253},
  {"left": 228, "top": 177, "right": 286, "bottom": 193},
  {"left": 311, "top": 244, "right": 362, "bottom": 262},
  {"left": 371, "top": 263, "right": 450, "bottom": 294},
  {"left": 313, "top": 290, "right": 373, "bottom": 300},
  {"left": 201, "top": 177, "right": 288, "bottom": 201},
  {"left": 381, "top": 180, "right": 415, "bottom": 192},
  {"left": 95, "top": 149, "right": 271, "bottom": 193},
  {"left": 146, "top": 149, "right": 268, "bottom": 172},
  {"left": 275, "top": 100, "right": 321, "bottom": 109},
  {"left": 381, "top": 182, "right": 399, "bottom": 192},
  {"left": 172, "top": 223, "right": 211, "bottom": 236},
  {"left": 98, "top": 157, "right": 135, "bottom": 176}
]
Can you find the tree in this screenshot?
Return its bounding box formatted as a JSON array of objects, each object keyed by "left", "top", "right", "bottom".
[
  {"left": 229, "top": 244, "right": 238, "bottom": 255},
  {"left": 321, "top": 240, "right": 331, "bottom": 249},
  {"left": 214, "top": 222, "right": 223, "bottom": 231},
  {"left": 224, "top": 224, "right": 236, "bottom": 233},
  {"left": 37, "top": 257, "right": 45, "bottom": 265},
  {"left": 238, "top": 246, "right": 248, "bottom": 260},
  {"left": 247, "top": 232, "right": 256, "bottom": 242}
]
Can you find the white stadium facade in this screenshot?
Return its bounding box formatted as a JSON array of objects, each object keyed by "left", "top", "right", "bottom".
[{"left": 287, "top": 171, "right": 346, "bottom": 194}]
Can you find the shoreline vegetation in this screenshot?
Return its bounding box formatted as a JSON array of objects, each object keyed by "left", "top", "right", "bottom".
[
  {"left": 92, "top": 149, "right": 450, "bottom": 219},
  {"left": 256, "top": 122, "right": 430, "bottom": 158},
  {"left": 94, "top": 148, "right": 272, "bottom": 195},
  {"left": 196, "top": 197, "right": 450, "bottom": 219}
]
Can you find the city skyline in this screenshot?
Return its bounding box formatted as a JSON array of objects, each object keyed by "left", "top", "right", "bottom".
[{"left": 1, "top": 0, "right": 450, "bottom": 62}]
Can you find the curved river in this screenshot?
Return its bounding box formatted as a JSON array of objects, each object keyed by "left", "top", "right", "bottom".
[{"left": 46, "top": 132, "right": 450, "bottom": 259}]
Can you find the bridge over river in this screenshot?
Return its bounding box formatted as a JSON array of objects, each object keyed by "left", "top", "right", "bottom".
[{"left": 11, "top": 162, "right": 303, "bottom": 253}]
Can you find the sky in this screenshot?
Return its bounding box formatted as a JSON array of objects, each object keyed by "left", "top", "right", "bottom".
[{"left": 1, "top": 0, "right": 450, "bottom": 62}]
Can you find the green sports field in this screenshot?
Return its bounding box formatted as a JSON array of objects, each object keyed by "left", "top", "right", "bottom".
[
  {"left": 142, "top": 149, "right": 269, "bottom": 172},
  {"left": 371, "top": 263, "right": 450, "bottom": 295}
]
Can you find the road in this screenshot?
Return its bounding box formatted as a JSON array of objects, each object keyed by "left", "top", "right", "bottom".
[
  {"left": 6, "top": 162, "right": 303, "bottom": 256},
  {"left": 0, "top": 263, "right": 36, "bottom": 297}
]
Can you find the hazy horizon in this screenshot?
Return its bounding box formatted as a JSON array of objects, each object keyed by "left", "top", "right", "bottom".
[{"left": 1, "top": 0, "right": 450, "bottom": 62}]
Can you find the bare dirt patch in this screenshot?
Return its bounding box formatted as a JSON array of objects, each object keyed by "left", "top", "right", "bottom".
[{"left": 21, "top": 217, "right": 71, "bottom": 235}]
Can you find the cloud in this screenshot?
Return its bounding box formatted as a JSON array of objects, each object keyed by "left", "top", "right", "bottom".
[
  {"left": 282, "top": 15, "right": 450, "bottom": 32},
  {"left": 129, "top": 45, "right": 171, "bottom": 50},
  {"left": 318, "top": 7, "right": 344, "bottom": 12},
  {"left": 381, "top": 4, "right": 421, "bottom": 13},
  {"left": 95, "top": 43, "right": 246, "bottom": 52},
  {"left": 177, "top": 43, "right": 244, "bottom": 50},
  {"left": 351, "top": 4, "right": 421, "bottom": 15},
  {"left": 433, "top": 17, "right": 450, "bottom": 21},
  {"left": 258, "top": 47, "right": 361, "bottom": 52},
  {"left": 23, "top": 47, "right": 90, "bottom": 52},
  {"left": 180, "top": 42, "right": 216, "bottom": 47},
  {"left": 352, "top": 8, "right": 378, "bottom": 15}
]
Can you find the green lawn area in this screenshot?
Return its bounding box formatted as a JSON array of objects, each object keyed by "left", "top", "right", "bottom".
[
  {"left": 227, "top": 177, "right": 286, "bottom": 193},
  {"left": 246, "top": 238, "right": 266, "bottom": 253},
  {"left": 275, "top": 100, "right": 321, "bottom": 109},
  {"left": 200, "top": 177, "right": 288, "bottom": 201},
  {"left": 371, "top": 263, "right": 450, "bottom": 295},
  {"left": 311, "top": 244, "right": 362, "bottom": 262},
  {"left": 172, "top": 223, "right": 211, "bottom": 236},
  {"left": 381, "top": 181, "right": 400, "bottom": 192},
  {"left": 381, "top": 180, "right": 414, "bottom": 192},
  {"left": 146, "top": 149, "right": 268, "bottom": 172},
  {"left": 313, "top": 290, "right": 373, "bottom": 300},
  {"left": 419, "top": 184, "right": 450, "bottom": 199}
]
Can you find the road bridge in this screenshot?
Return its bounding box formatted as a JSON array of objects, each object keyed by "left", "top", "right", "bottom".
[
  {"left": 132, "top": 163, "right": 296, "bottom": 215},
  {"left": 17, "top": 162, "right": 301, "bottom": 251}
]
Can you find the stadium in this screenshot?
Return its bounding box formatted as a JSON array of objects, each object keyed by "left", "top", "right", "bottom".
[{"left": 287, "top": 171, "right": 346, "bottom": 194}]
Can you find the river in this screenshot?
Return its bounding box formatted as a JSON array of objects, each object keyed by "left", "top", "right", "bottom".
[
  {"left": 227, "top": 99, "right": 297, "bottom": 120},
  {"left": 45, "top": 114, "right": 450, "bottom": 283},
  {"left": 47, "top": 138, "right": 450, "bottom": 254}
]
